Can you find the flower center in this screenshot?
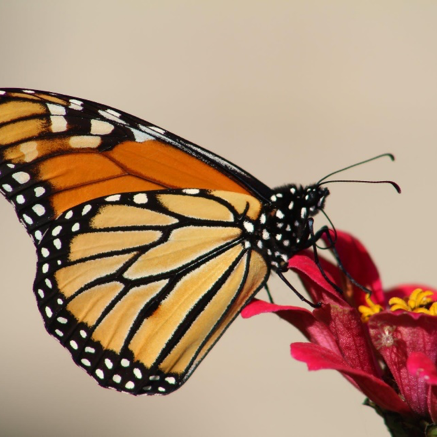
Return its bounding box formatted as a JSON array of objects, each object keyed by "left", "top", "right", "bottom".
[
  {"left": 358, "top": 288, "right": 437, "bottom": 322},
  {"left": 389, "top": 288, "right": 437, "bottom": 315},
  {"left": 358, "top": 294, "right": 383, "bottom": 322}
]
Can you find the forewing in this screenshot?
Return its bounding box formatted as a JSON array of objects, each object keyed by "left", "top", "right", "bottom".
[
  {"left": 34, "top": 189, "right": 269, "bottom": 394},
  {"left": 0, "top": 88, "right": 272, "bottom": 243}
]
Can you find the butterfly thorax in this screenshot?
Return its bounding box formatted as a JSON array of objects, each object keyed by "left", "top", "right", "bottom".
[{"left": 258, "top": 184, "right": 329, "bottom": 270}]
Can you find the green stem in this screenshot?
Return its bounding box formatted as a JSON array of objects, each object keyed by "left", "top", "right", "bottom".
[{"left": 364, "top": 399, "right": 437, "bottom": 437}]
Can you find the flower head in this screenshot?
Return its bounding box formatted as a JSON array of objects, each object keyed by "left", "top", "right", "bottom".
[{"left": 242, "top": 230, "right": 437, "bottom": 430}]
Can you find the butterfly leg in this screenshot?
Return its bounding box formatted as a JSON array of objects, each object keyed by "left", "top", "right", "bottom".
[
  {"left": 308, "top": 220, "right": 372, "bottom": 295},
  {"left": 264, "top": 283, "right": 274, "bottom": 303},
  {"left": 276, "top": 270, "right": 322, "bottom": 308}
]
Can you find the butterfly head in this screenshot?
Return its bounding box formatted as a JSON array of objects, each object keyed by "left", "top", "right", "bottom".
[{"left": 265, "top": 184, "right": 330, "bottom": 265}]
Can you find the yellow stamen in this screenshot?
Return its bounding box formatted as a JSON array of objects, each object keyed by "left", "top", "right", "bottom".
[
  {"left": 429, "top": 302, "right": 437, "bottom": 316},
  {"left": 358, "top": 294, "right": 383, "bottom": 322},
  {"left": 408, "top": 289, "right": 434, "bottom": 309},
  {"left": 359, "top": 289, "right": 437, "bottom": 322},
  {"left": 389, "top": 288, "right": 436, "bottom": 315}
]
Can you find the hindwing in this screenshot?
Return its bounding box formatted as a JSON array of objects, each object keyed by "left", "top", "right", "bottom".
[{"left": 34, "top": 189, "right": 269, "bottom": 394}]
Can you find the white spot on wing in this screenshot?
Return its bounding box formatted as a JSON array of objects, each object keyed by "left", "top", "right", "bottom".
[
  {"left": 243, "top": 221, "right": 254, "bottom": 233},
  {"left": 23, "top": 214, "right": 33, "bottom": 225},
  {"left": 34, "top": 186, "right": 45, "bottom": 197},
  {"left": 91, "top": 119, "right": 114, "bottom": 135},
  {"left": 130, "top": 128, "right": 154, "bottom": 142},
  {"left": 52, "top": 225, "right": 62, "bottom": 236},
  {"left": 69, "top": 99, "right": 83, "bottom": 110},
  {"left": 70, "top": 340, "right": 78, "bottom": 350},
  {"left": 32, "top": 204, "right": 46, "bottom": 216},
  {"left": 47, "top": 103, "right": 66, "bottom": 116},
  {"left": 98, "top": 109, "right": 126, "bottom": 124},
  {"left": 82, "top": 205, "right": 92, "bottom": 215},
  {"left": 13, "top": 172, "right": 30, "bottom": 184},
  {"left": 50, "top": 116, "right": 68, "bottom": 132},
  {"left": 133, "top": 193, "right": 148, "bottom": 204},
  {"left": 70, "top": 136, "right": 101, "bottom": 148},
  {"left": 183, "top": 189, "right": 200, "bottom": 195},
  {"left": 20, "top": 141, "right": 38, "bottom": 162},
  {"left": 106, "top": 108, "right": 120, "bottom": 117},
  {"left": 106, "top": 194, "right": 121, "bottom": 202},
  {"left": 147, "top": 126, "right": 165, "bottom": 134}
]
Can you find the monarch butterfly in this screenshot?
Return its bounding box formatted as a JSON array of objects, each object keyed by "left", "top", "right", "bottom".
[{"left": 0, "top": 88, "right": 333, "bottom": 395}]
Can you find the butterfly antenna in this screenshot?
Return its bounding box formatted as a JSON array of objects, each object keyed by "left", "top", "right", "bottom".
[
  {"left": 317, "top": 153, "right": 400, "bottom": 193},
  {"left": 320, "top": 179, "right": 401, "bottom": 193}
]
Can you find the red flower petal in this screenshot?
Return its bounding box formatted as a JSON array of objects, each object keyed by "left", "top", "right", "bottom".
[
  {"left": 313, "top": 304, "right": 380, "bottom": 377},
  {"left": 242, "top": 299, "right": 341, "bottom": 355},
  {"left": 322, "top": 230, "right": 384, "bottom": 307},
  {"left": 407, "top": 352, "right": 437, "bottom": 385},
  {"left": 407, "top": 352, "right": 437, "bottom": 422},
  {"left": 288, "top": 253, "right": 345, "bottom": 306},
  {"left": 243, "top": 299, "right": 380, "bottom": 377},
  {"left": 291, "top": 342, "right": 412, "bottom": 416},
  {"left": 369, "top": 312, "right": 437, "bottom": 417}
]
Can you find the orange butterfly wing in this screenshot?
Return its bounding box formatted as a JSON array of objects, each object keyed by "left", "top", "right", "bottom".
[
  {"left": 0, "top": 89, "right": 272, "bottom": 395},
  {"left": 0, "top": 89, "right": 270, "bottom": 240}
]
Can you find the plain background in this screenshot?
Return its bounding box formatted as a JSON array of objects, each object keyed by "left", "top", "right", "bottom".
[{"left": 0, "top": 1, "right": 436, "bottom": 436}]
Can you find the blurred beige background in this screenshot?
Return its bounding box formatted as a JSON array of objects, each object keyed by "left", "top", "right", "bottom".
[{"left": 0, "top": 1, "right": 436, "bottom": 436}]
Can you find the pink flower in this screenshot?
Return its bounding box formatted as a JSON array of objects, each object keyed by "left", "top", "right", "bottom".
[{"left": 242, "top": 230, "right": 437, "bottom": 432}]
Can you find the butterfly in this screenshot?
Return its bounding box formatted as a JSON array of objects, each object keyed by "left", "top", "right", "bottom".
[{"left": 0, "top": 88, "right": 330, "bottom": 395}]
